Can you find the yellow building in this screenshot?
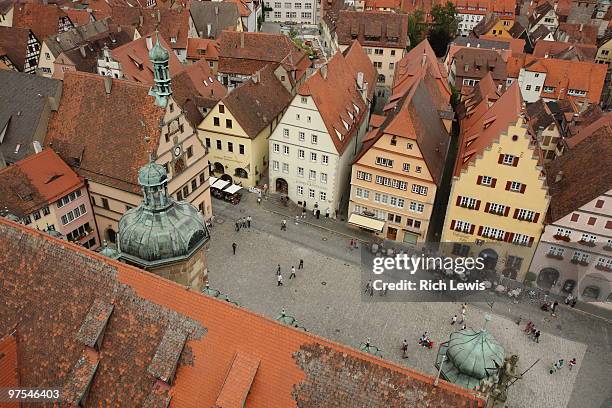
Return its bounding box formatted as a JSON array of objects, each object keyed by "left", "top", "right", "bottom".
[
  {"left": 198, "top": 66, "right": 292, "bottom": 187},
  {"left": 349, "top": 73, "right": 452, "bottom": 244},
  {"left": 473, "top": 14, "right": 515, "bottom": 39},
  {"left": 441, "top": 82, "right": 549, "bottom": 281},
  {"left": 595, "top": 35, "right": 612, "bottom": 64}
]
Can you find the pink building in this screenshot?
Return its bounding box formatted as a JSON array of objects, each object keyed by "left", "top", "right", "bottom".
[
  {"left": 529, "top": 131, "right": 612, "bottom": 302},
  {"left": 0, "top": 149, "right": 99, "bottom": 249}
]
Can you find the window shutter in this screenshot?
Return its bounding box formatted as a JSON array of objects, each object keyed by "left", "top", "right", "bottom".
[
  {"left": 505, "top": 232, "right": 512, "bottom": 242},
  {"left": 477, "top": 175, "right": 482, "bottom": 185},
  {"left": 504, "top": 206, "right": 510, "bottom": 216},
  {"left": 533, "top": 212, "right": 540, "bottom": 223},
  {"left": 477, "top": 226, "right": 483, "bottom": 236},
  {"left": 475, "top": 200, "right": 481, "bottom": 210},
  {"left": 456, "top": 196, "right": 462, "bottom": 206},
  {"left": 505, "top": 181, "right": 511, "bottom": 190},
  {"left": 498, "top": 154, "right": 504, "bottom": 164},
  {"left": 501, "top": 232, "right": 507, "bottom": 241},
  {"left": 513, "top": 208, "right": 519, "bottom": 219},
  {"left": 450, "top": 220, "right": 456, "bottom": 230},
  {"left": 485, "top": 202, "right": 490, "bottom": 212},
  {"left": 491, "top": 178, "right": 497, "bottom": 187},
  {"left": 528, "top": 237, "right": 534, "bottom": 247},
  {"left": 520, "top": 184, "right": 526, "bottom": 193},
  {"left": 469, "top": 224, "right": 475, "bottom": 234},
  {"left": 513, "top": 157, "right": 519, "bottom": 167},
  {"left": 509, "top": 232, "right": 515, "bottom": 243}
]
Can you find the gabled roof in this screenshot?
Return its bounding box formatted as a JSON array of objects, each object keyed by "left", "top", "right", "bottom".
[
  {"left": 44, "top": 72, "right": 165, "bottom": 194},
  {"left": 110, "top": 34, "right": 184, "bottom": 84},
  {"left": 110, "top": 6, "right": 190, "bottom": 49},
  {"left": 12, "top": 3, "right": 70, "bottom": 42},
  {"left": 334, "top": 10, "right": 409, "bottom": 49},
  {"left": 0, "top": 331, "right": 18, "bottom": 392},
  {"left": 455, "top": 82, "right": 523, "bottom": 176},
  {"left": 545, "top": 130, "right": 612, "bottom": 222},
  {"left": 472, "top": 13, "right": 500, "bottom": 37},
  {"left": 452, "top": 48, "right": 508, "bottom": 82},
  {"left": 456, "top": 72, "right": 501, "bottom": 120},
  {"left": 0, "top": 149, "right": 82, "bottom": 217},
  {"left": 526, "top": 99, "right": 557, "bottom": 132},
  {"left": 221, "top": 65, "right": 292, "bottom": 138},
  {"left": 0, "top": 26, "right": 29, "bottom": 71},
  {"left": 393, "top": 39, "right": 450, "bottom": 100},
  {"left": 533, "top": 40, "right": 598, "bottom": 61},
  {"left": 0, "top": 217, "right": 486, "bottom": 408},
  {"left": 565, "top": 112, "right": 612, "bottom": 149},
  {"left": 556, "top": 22, "right": 598, "bottom": 45},
  {"left": 189, "top": 1, "right": 240, "bottom": 39},
  {"left": 298, "top": 43, "right": 373, "bottom": 155},
  {"left": 186, "top": 38, "right": 219, "bottom": 61},
  {"left": 45, "top": 18, "right": 113, "bottom": 58},
  {"left": 56, "top": 30, "right": 132, "bottom": 74},
  {"left": 0, "top": 70, "right": 62, "bottom": 164}
]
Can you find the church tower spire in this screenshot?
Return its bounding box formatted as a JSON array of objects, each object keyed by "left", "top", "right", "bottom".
[{"left": 148, "top": 32, "right": 172, "bottom": 107}]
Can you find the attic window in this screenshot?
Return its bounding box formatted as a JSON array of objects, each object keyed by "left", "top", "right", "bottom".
[
  {"left": 342, "top": 120, "right": 349, "bottom": 130},
  {"left": 170, "top": 37, "right": 177, "bottom": 44},
  {"left": 348, "top": 110, "right": 354, "bottom": 121},
  {"left": 483, "top": 116, "right": 496, "bottom": 129},
  {"left": 353, "top": 103, "right": 360, "bottom": 114},
  {"left": 75, "top": 299, "right": 114, "bottom": 352},
  {"left": 14, "top": 144, "right": 21, "bottom": 154},
  {"left": 335, "top": 128, "right": 342, "bottom": 140},
  {"left": 62, "top": 350, "right": 100, "bottom": 407},
  {"left": 148, "top": 328, "right": 187, "bottom": 385},
  {"left": 45, "top": 174, "right": 64, "bottom": 184}
]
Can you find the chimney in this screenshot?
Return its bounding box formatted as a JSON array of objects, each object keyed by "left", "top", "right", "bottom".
[
  {"left": 207, "top": 23, "right": 212, "bottom": 38},
  {"left": 357, "top": 71, "right": 364, "bottom": 89},
  {"left": 104, "top": 76, "right": 112, "bottom": 94},
  {"left": 421, "top": 50, "right": 427, "bottom": 66},
  {"left": 156, "top": 9, "right": 161, "bottom": 23},
  {"left": 320, "top": 64, "right": 328, "bottom": 79},
  {"left": 32, "top": 141, "right": 43, "bottom": 154},
  {"left": 138, "top": 14, "right": 143, "bottom": 27},
  {"left": 570, "top": 112, "right": 579, "bottom": 126},
  {"left": 579, "top": 24, "right": 583, "bottom": 32},
  {"left": 555, "top": 171, "right": 563, "bottom": 183},
  {"left": 544, "top": 52, "right": 549, "bottom": 58},
  {"left": 79, "top": 45, "right": 86, "bottom": 58},
  {"left": 146, "top": 36, "right": 153, "bottom": 50},
  {"left": 497, "top": 83, "right": 502, "bottom": 92},
  {"left": 240, "top": 32, "right": 244, "bottom": 48},
  {"left": 251, "top": 70, "right": 260, "bottom": 83}
]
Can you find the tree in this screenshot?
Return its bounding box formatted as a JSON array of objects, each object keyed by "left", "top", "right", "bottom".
[
  {"left": 407, "top": 9, "right": 427, "bottom": 50},
  {"left": 429, "top": 1, "right": 458, "bottom": 56}
]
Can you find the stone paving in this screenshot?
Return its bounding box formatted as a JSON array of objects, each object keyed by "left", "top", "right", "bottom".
[{"left": 206, "top": 192, "right": 610, "bottom": 408}]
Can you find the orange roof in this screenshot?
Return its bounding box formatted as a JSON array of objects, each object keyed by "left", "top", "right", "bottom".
[
  {"left": 369, "top": 113, "right": 386, "bottom": 129},
  {"left": 0, "top": 217, "right": 486, "bottom": 407},
  {"left": 110, "top": 35, "right": 184, "bottom": 84},
  {"left": 62, "top": 8, "right": 92, "bottom": 27},
  {"left": 0, "top": 149, "right": 83, "bottom": 217},
  {"left": 455, "top": 81, "right": 523, "bottom": 176},
  {"left": 224, "top": 0, "right": 252, "bottom": 17},
  {"left": 505, "top": 53, "right": 525, "bottom": 78},
  {"left": 566, "top": 112, "right": 612, "bottom": 149},
  {"left": 478, "top": 35, "right": 526, "bottom": 55},
  {"left": 0, "top": 331, "right": 19, "bottom": 408},
  {"left": 186, "top": 38, "right": 219, "bottom": 61}
]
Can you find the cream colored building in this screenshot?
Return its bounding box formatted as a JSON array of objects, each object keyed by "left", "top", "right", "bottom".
[{"left": 595, "top": 36, "right": 612, "bottom": 65}]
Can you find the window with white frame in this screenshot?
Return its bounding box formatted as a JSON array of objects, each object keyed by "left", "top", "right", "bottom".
[
  {"left": 321, "top": 173, "right": 327, "bottom": 184},
  {"left": 375, "top": 157, "right": 394, "bottom": 167},
  {"left": 309, "top": 188, "right": 315, "bottom": 198},
  {"left": 320, "top": 191, "right": 326, "bottom": 201},
  {"left": 297, "top": 185, "right": 304, "bottom": 195},
  {"left": 297, "top": 167, "right": 304, "bottom": 177},
  {"left": 489, "top": 203, "right": 506, "bottom": 215},
  {"left": 273, "top": 143, "right": 280, "bottom": 153},
  {"left": 512, "top": 233, "right": 530, "bottom": 246},
  {"left": 516, "top": 209, "right": 535, "bottom": 221},
  {"left": 454, "top": 220, "right": 472, "bottom": 233},
  {"left": 459, "top": 196, "right": 477, "bottom": 209},
  {"left": 309, "top": 170, "right": 316, "bottom": 180},
  {"left": 509, "top": 181, "right": 522, "bottom": 192},
  {"left": 283, "top": 128, "right": 289, "bottom": 137},
  {"left": 283, "top": 145, "right": 289, "bottom": 155},
  {"left": 482, "top": 226, "right": 505, "bottom": 240},
  {"left": 381, "top": 195, "right": 389, "bottom": 204},
  {"left": 374, "top": 192, "right": 381, "bottom": 202},
  {"left": 322, "top": 154, "right": 329, "bottom": 165},
  {"left": 501, "top": 154, "right": 515, "bottom": 165},
  {"left": 572, "top": 251, "right": 589, "bottom": 263},
  {"left": 60, "top": 204, "right": 87, "bottom": 226},
  {"left": 311, "top": 134, "right": 318, "bottom": 144},
  {"left": 481, "top": 176, "right": 493, "bottom": 186},
  {"left": 403, "top": 163, "right": 410, "bottom": 172},
  {"left": 356, "top": 187, "right": 369, "bottom": 199},
  {"left": 596, "top": 257, "right": 612, "bottom": 269},
  {"left": 556, "top": 227, "right": 571, "bottom": 237},
  {"left": 272, "top": 160, "right": 279, "bottom": 171},
  {"left": 397, "top": 198, "right": 405, "bottom": 208},
  {"left": 298, "top": 149, "right": 305, "bottom": 159},
  {"left": 412, "top": 184, "right": 428, "bottom": 195},
  {"left": 301, "top": 96, "right": 307, "bottom": 103},
  {"left": 282, "top": 163, "right": 289, "bottom": 173},
  {"left": 581, "top": 233, "right": 596, "bottom": 243},
  {"left": 299, "top": 131, "right": 305, "bottom": 141},
  {"left": 310, "top": 152, "right": 317, "bottom": 162},
  {"left": 409, "top": 202, "right": 424, "bottom": 213},
  {"left": 356, "top": 171, "right": 372, "bottom": 181}
]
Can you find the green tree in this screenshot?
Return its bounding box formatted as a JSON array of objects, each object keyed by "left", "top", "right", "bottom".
[
  {"left": 429, "top": 1, "right": 458, "bottom": 56},
  {"left": 407, "top": 9, "right": 427, "bottom": 50}
]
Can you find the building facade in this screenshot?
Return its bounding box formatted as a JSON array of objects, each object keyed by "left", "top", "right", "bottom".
[{"left": 264, "top": 0, "right": 318, "bottom": 25}]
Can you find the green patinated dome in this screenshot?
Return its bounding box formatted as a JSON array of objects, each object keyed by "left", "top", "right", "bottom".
[
  {"left": 97, "top": 240, "right": 120, "bottom": 260},
  {"left": 118, "top": 162, "right": 209, "bottom": 266},
  {"left": 436, "top": 328, "right": 505, "bottom": 389},
  {"left": 148, "top": 33, "right": 169, "bottom": 62}
]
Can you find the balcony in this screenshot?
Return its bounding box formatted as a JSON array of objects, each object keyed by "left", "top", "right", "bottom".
[
  {"left": 570, "top": 259, "right": 589, "bottom": 267},
  {"left": 578, "top": 240, "right": 596, "bottom": 248},
  {"left": 553, "top": 234, "right": 571, "bottom": 242},
  {"left": 546, "top": 253, "right": 563, "bottom": 260}
]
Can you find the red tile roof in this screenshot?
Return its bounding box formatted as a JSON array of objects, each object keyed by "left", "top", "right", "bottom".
[
  {"left": 0, "top": 26, "right": 29, "bottom": 71},
  {"left": 335, "top": 10, "right": 410, "bottom": 49},
  {"left": 110, "top": 6, "right": 190, "bottom": 49},
  {"left": 12, "top": 3, "right": 69, "bottom": 41},
  {"left": 186, "top": 38, "right": 220, "bottom": 61},
  {"left": 0, "top": 149, "right": 83, "bottom": 217},
  {"left": 0, "top": 331, "right": 19, "bottom": 408},
  {"left": 62, "top": 8, "right": 92, "bottom": 27},
  {"left": 110, "top": 34, "right": 184, "bottom": 84},
  {"left": 557, "top": 22, "right": 599, "bottom": 45},
  {"left": 215, "top": 352, "right": 260, "bottom": 407},
  {"left": 565, "top": 112, "right": 612, "bottom": 149},
  {"left": 0, "top": 217, "right": 486, "bottom": 407},
  {"left": 298, "top": 42, "right": 375, "bottom": 155},
  {"left": 532, "top": 40, "right": 597, "bottom": 61},
  {"left": 455, "top": 81, "right": 524, "bottom": 176},
  {"left": 44, "top": 72, "right": 165, "bottom": 194}
]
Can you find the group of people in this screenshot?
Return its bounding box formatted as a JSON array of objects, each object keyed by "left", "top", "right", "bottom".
[
  {"left": 564, "top": 293, "right": 577, "bottom": 308},
  {"left": 450, "top": 304, "right": 468, "bottom": 331},
  {"left": 523, "top": 321, "right": 542, "bottom": 343},
  {"left": 417, "top": 332, "right": 433, "bottom": 349},
  {"left": 549, "top": 357, "right": 577, "bottom": 374},
  {"left": 276, "top": 259, "right": 304, "bottom": 286},
  {"left": 235, "top": 216, "right": 252, "bottom": 232}
]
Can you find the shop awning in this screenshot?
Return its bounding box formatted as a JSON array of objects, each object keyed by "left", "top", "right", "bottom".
[
  {"left": 211, "top": 179, "right": 230, "bottom": 190},
  {"left": 348, "top": 214, "right": 385, "bottom": 232},
  {"left": 209, "top": 176, "right": 218, "bottom": 186},
  {"left": 224, "top": 184, "right": 242, "bottom": 194}
]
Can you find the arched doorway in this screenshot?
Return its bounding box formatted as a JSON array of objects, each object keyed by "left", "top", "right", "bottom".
[
  {"left": 582, "top": 285, "right": 600, "bottom": 300},
  {"left": 106, "top": 228, "right": 117, "bottom": 244},
  {"left": 213, "top": 162, "right": 225, "bottom": 175},
  {"left": 276, "top": 178, "right": 288, "bottom": 194},
  {"left": 537, "top": 268, "right": 560, "bottom": 290},
  {"left": 234, "top": 167, "right": 248, "bottom": 179},
  {"left": 220, "top": 174, "right": 233, "bottom": 184},
  {"left": 478, "top": 249, "right": 498, "bottom": 271},
  {"left": 561, "top": 279, "right": 576, "bottom": 293}
]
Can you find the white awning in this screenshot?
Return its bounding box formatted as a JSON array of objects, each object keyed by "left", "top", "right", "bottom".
[
  {"left": 348, "top": 214, "right": 385, "bottom": 232},
  {"left": 209, "top": 176, "right": 218, "bottom": 186},
  {"left": 224, "top": 184, "right": 242, "bottom": 194},
  {"left": 211, "top": 179, "right": 230, "bottom": 190}
]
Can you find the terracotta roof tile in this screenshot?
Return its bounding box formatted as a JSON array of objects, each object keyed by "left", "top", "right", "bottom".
[
  {"left": 0, "top": 26, "right": 29, "bottom": 71},
  {"left": 44, "top": 72, "right": 164, "bottom": 193},
  {"left": 452, "top": 48, "right": 508, "bottom": 82},
  {"left": 215, "top": 352, "right": 260, "bottom": 408},
  {"left": 110, "top": 6, "right": 190, "bottom": 49},
  {"left": 545, "top": 130, "right": 612, "bottom": 221},
  {"left": 565, "top": 112, "right": 612, "bottom": 149},
  {"left": 0, "top": 217, "right": 486, "bottom": 407},
  {"left": 0, "top": 150, "right": 83, "bottom": 217},
  {"left": 62, "top": 8, "right": 92, "bottom": 27},
  {"left": 186, "top": 38, "right": 219, "bottom": 61},
  {"left": 532, "top": 40, "right": 597, "bottom": 61},
  {"left": 0, "top": 331, "right": 19, "bottom": 407},
  {"left": 557, "top": 22, "right": 599, "bottom": 45},
  {"left": 12, "top": 3, "right": 69, "bottom": 41},
  {"left": 335, "top": 10, "right": 409, "bottom": 49}
]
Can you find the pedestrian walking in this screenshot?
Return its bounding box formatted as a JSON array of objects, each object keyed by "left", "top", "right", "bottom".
[
  {"left": 281, "top": 219, "right": 287, "bottom": 231},
  {"left": 524, "top": 321, "right": 534, "bottom": 333},
  {"left": 247, "top": 216, "right": 252, "bottom": 228},
  {"left": 235, "top": 220, "right": 240, "bottom": 232},
  {"left": 316, "top": 209, "right": 320, "bottom": 219},
  {"left": 232, "top": 242, "right": 237, "bottom": 255},
  {"left": 242, "top": 217, "right": 247, "bottom": 228},
  {"left": 295, "top": 215, "right": 299, "bottom": 224},
  {"left": 326, "top": 208, "right": 330, "bottom": 218},
  {"left": 570, "top": 298, "right": 577, "bottom": 308},
  {"left": 401, "top": 339, "right": 409, "bottom": 359},
  {"left": 569, "top": 357, "right": 576, "bottom": 370},
  {"left": 451, "top": 315, "right": 457, "bottom": 325},
  {"left": 302, "top": 208, "right": 307, "bottom": 218},
  {"left": 298, "top": 259, "right": 304, "bottom": 269},
  {"left": 277, "top": 273, "right": 283, "bottom": 286},
  {"left": 276, "top": 264, "right": 281, "bottom": 275},
  {"left": 290, "top": 266, "right": 296, "bottom": 279},
  {"left": 365, "top": 279, "right": 373, "bottom": 296},
  {"left": 462, "top": 323, "right": 467, "bottom": 330},
  {"left": 534, "top": 330, "right": 541, "bottom": 343}
]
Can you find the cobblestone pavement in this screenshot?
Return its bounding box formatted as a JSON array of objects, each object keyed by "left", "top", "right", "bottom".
[{"left": 206, "top": 192, "right": 611, "bottom": 408}]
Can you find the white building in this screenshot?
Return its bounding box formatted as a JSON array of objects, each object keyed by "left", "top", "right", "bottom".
[
  {"left": 268, "top": 42, "right": 375, "bottom": 217},
  {"left": 264, "top": 0, "right": 318, "bottom": 25}
]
